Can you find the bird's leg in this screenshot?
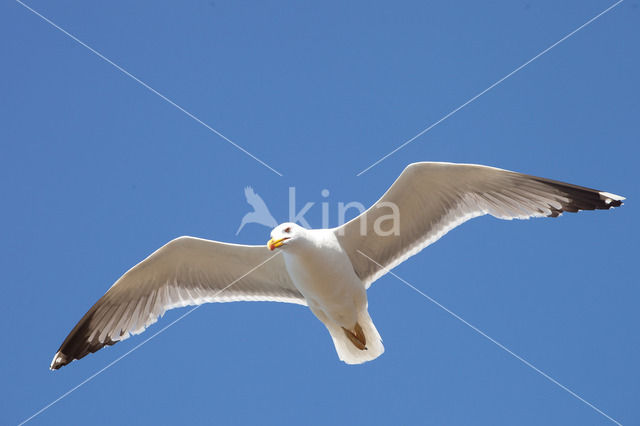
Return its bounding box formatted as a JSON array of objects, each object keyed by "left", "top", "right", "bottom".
[{"left": 342, "top": 322, "right": 367, "bottom": 350}]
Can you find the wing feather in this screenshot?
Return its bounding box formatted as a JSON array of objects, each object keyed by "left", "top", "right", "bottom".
[
  {"left": 50, "top": 236, "right": 304, "bottom": 370},
  {"left": 335, "top": 162, "right": 624, "bottom": 287}
]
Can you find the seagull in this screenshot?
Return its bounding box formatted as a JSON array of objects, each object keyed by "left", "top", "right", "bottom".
[
  {"left": 236, "top": 186, "right": 278, "bottom": 235},
  {"left": 50, "top": 162, "right": 624, "bottom": 369}
]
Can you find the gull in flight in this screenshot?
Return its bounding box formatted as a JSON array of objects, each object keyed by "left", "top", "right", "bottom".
[{"left": 50, "top": 162, "right": 624, "bottom": 369}]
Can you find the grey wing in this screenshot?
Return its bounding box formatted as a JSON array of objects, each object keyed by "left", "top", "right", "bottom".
[
  {"left": 335, "top": 162, "right": 624, "bottom": 288},
  {"left": 51, "top": 236, "right": 304, "bottom": 370}
]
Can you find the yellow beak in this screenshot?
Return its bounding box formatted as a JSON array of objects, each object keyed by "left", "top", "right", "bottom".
[{"left": 267, "top": 237, "right": 288, "bottom": 251}]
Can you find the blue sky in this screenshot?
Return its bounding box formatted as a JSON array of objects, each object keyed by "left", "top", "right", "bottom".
[{"left": 2, "top": 1, "right": 638, "bottom": 425}]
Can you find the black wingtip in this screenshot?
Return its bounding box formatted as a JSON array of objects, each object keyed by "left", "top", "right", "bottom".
[
  {"left": 599, "top": 192, "right": 625, "bottom": 208},
  {"left": 50, "top": 351, "right": 69, "bottom": 370},
  {"left": 530, "top": 178, "right": 625, "bottom": 215},
  {"left": 50, "top": 298, "right": 120, "bottom": 370}
]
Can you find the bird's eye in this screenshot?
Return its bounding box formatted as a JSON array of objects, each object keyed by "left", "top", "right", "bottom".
[{"left": 284, "top": 227, "right": 291, "bottom": 233}]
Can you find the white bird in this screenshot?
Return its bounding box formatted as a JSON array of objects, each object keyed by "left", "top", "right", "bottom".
[
  {"left": 50, "top": 162, "right": 624, "bottom": 369},
  {"left": 236, "top": 186, "right": 278, "bottom": 235}
]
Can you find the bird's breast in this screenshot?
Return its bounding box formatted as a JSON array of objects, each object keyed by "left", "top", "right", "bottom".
[{"left": 282, "top": 245, "right": 364, "bottom": 306}]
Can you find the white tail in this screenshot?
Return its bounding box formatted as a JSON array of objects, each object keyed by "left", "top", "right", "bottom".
[{"left": 325, "top": 311, "right": 384, "bottom": 364}]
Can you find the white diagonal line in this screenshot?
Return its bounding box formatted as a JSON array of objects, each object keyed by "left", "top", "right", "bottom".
[
  {"left": 17, "top": 252, "right": 284, "bottom": 426},
  {"left": 356, "top": 250, "right": 622, "bottom": 426},
  {"left": 356, "top": 0, "right": 624, "bottom": 176},
  {"left": 15, "top": 0, "right": 283, "bottom": 177}
]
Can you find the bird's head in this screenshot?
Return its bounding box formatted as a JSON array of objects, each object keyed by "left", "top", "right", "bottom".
[{"left": 267, "top": 222, "right": 304, "bottom": 251}]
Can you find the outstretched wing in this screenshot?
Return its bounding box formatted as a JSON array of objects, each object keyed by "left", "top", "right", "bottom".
[
  {"left": 51, "top": 236, "right": 304, "bottom": 370},
  {"left": 335, "top": 162, "right": 624, "bottom": 288}
]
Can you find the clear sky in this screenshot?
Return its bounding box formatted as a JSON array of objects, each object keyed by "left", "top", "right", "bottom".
[{"left": 2, "top": 1, "right": 638, "bottom": 425}]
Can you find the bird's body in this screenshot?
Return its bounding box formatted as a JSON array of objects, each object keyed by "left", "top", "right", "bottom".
[
  {"left": 282, "top": 229, "right": 361, "bottom": 321},
  {"left": 50, "top": 162, "right": 624, "bottom": 370},
  {"left": 278, "top": 228, "right": 383, "bottom": 363}
]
